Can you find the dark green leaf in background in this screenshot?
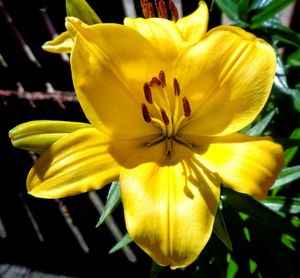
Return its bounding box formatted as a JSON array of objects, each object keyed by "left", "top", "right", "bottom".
[
  {"left": 96, "top": 181, "right": 121, "bottom": 227},
  {"left": 250, "top": 0, "right": 295, "bottom": 28}
]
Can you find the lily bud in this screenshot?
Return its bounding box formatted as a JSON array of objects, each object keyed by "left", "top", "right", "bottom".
[{"left": 9, "top": 120, "right": 90, "bottom": 154}]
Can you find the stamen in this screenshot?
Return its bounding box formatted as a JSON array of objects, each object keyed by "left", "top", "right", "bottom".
[
  {"left": 147, "top": 3, "right": 155, "bottom": 17},
  {"left": 158, "top": 0, "right": 168, "bottom": 19},
  {"left": 159, "top": 70, "right": 166, "bottom": 87},
  {"left": 143, "top": 83, "right": 153, "bottom": 104},
  {"left": 160, "top": 109, "right": 170, "bottom": 125},
  {"left": 140, "top": 0, "right": 149, "bottom": 17},
  {"left": 149, "top": 77, "right": 161, "bottom": 87},
  {"left": 141, "top": 103, "right": 152, "bottom": 122},
  {"left": 182, "top": 96, "right": 191, "bottom": 117},
  {"left": 168, "top": 0, "right": 179, "bottom": 22},
  {"left": 173, "top": 78, "right": 180, "bottom": 96}
]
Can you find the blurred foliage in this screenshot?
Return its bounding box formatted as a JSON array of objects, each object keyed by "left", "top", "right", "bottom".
[{"left": 68, "top": 0, "right": 300, "bottom": 277}]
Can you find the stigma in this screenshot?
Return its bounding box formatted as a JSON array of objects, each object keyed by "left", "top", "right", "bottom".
[{"left": 141, "top": 70, "right": 192, "bottom": 154}]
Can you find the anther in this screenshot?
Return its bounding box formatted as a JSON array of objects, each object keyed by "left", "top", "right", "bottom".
[
  {"left": 142, "top": 103, "right": 152, "bottom": 122},
  {"left": 158, "top": 0, "right": 168, "bottom": 19},
  {"left": 140, "top": 0, "right": 149, "bottom": 17},
  {"left": 147, "top": 3, "right": 155, "bottom": 17},
  {"left": 168, "top": 0, "right": 179, "bottom": 22},
  {"left": 173, "top": 78, "right": 180, "bottom": 96},
  {"left": 143, "top": 83, "right": 153, "bottom": 104},
  {"left": 182, "top": 97, "right": 191, "bottom": 117},
  {"left": 149, "top": 77, "right": 161, "bottom": 87},
  {"left": 160, "top": 109, "right": 170, "bottom": 125},
  {"left": 159, "top": 70, "right": 166, "bottom": 87}
]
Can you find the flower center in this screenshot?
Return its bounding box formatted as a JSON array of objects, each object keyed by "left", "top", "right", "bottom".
[{"left": 141, "top": 70, "right": 192, "bottom": 155}]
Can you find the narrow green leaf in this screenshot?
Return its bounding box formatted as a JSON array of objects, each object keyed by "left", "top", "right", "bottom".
[
  {"left": 213, "top": 208, "right": 233, "bottom": 251},
  {"left": 261, "top": 196, "right": 300, "bottom": 214},
  {"left": 222, "top": 187, "right": 300, "bottom": 240},
  {"left": 251, "top": 0, "right": 295, "bottom": 28},
  {"left": 271, "top": 165, "right": 300, "bottom": 190},
  {"left": 249, "top": 0, "right": 272, "bottom": 10},
  {"left": 226, "top": 254, "right": 239, "bottom": 278},
  {"left": 274, "top": 54, "right": 291, "bottom": 95},
  {"left": 246, "top": 110, "right": 276, "bottom": 136},
  {"left": 66, "top": 0, "right": 101, "bottom": 25},
  {"left": 96, "top": 181, "right": 121, "bottom": 227},
  {"left": 249, "top": 259, "right": 257, "bottom": 274},
  {"left": 150, "top": 261, "right": 162, "bottom": 278},
  {"left": 288, "top": 48, "right": 300, "bottom": 67},
  {"left": 284, "top": 128, "right": 300, "bottom": 166},
  {"left": 109, "top": 233, "right": 132, "bottom": 254},
  {"left": 215, "top": 0, "right": 239, "bottom": 22},
  {"left": 281, "top": 234, "right": 297, "bottom": 251},
  {"left": 238, "top": 0, "right": 250, "bottom": 22},
  {"left": 262, "top": 18, "right": 300, "bottom": 47}
]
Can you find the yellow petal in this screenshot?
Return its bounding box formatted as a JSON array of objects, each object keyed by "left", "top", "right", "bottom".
[
  {"left": 176, "top": 25, "right": 276, "bottom": 136},
  {"left": 176, "top": 0, "right": 208, "bottom": 44},
  {"left": 191, "top": 133, "right": 284, "bottom": 200},
  {"left": 67, "top": 17, "right": 162, "bottom": 138},
  {"left": 124, "top": 17, "right": 187, "bottom": 59},
  {"left": 42, "top": 31, "right": 74, "bottom": 53},
  {"left": 9, "top": 120, "right": 90, "bottom": 153},
  {"left": 27, "top": 127, "right": 120, "bottom": 198},
  {"left": 120, "top": 142, "right": 220, "bottom": 268}
]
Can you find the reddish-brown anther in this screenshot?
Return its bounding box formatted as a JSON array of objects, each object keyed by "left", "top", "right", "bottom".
[
  {"left": 173, "top": 78, "right": 180, "bottom": 96},
  {"left": 141, "top": 103, "right": 152, "bottom": 122},
  {"left": 143, "top": 83, "right": 153, "bottom": 104},
  {"left": 159, "top": 70, "right": 166, "bottom": 87},
  {"left": 149, "top": 77, "right": 162, "bottom": 87},
  {"left": 182, "top": 96, "right": 191, "bottom": 117},
  {"left": 160, "top": 109, "right": 170, "bottom": 125}
]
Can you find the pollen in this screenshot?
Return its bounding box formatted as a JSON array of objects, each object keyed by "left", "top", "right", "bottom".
[
  {"left": 160, "top": 109, "right": 170, "bottom": 125},
  {"left": 141, "top": 103, "right": 152, "bottom": 122},
  {"left": 182, "top": 97, "right": 191, "bottom": 117},
  {"left": 173, "top": 78, "right": 180, "bottom": 96},
  {"left": 143, "top": 83, "right": 153, "bottom": 104}
]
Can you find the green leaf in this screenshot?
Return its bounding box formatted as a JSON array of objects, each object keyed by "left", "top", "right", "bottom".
[
  {"left": 261, "top": 196, "right": 300, "bottom": 214},
  {"left": 226, "top": 254, "right": 239, "bottom": 278},
  {"left": 109, "top": 233, "right": 132, "bottom": 254},
  {"left": 238, "top": 0, "right": 250, "bottom": 22},
  {"left": 249, "top": 0, "right": 272, "bottom": 10},
  {"left": 261, "top": 18, "right": 300, "bottom": 47},
  {"left": 246, "top": 110, "right": 276, "bottom": 136},
  {"left": 96, "top": 181, "right": 121, "bottom": 227},
  {"left": 281, "top": 234, "right": 297, "bottom": 251},
  {"left": 251, "top": 0, "right": 295, "bottom": 28},
  {"left": 249, "top": 259, "right": 257, "bottom": 274},
  {"left": 271, "top": 165, "right": 300, "bottom": 190},
  {"left": 66, "top": 0, "right": 101, "bottom": 25},
  {"left": 288, "top": 48, "right": 300, "bottom": 67},
  {"left": 215, "top": 0, "right": 239, "bottom": 22},
  {"left": 213, "top": 207, "right": 233, "bottom": 251},
  {"left": 273, "top": 54, "right": 291, "bottom": 95},
  {"left": 284, "top": 128, "right": 300, "bottom": 166},
  {"left": 222, "top": 187, "right": 300, "bottom": 240},
  {"left": 150, "top": 261, "right": 162, "bottom": 278}
]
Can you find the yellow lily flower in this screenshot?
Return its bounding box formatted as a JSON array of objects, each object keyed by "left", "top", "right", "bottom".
[{"left": 21, "top": 1, "right": 284, "bottom": 269}]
